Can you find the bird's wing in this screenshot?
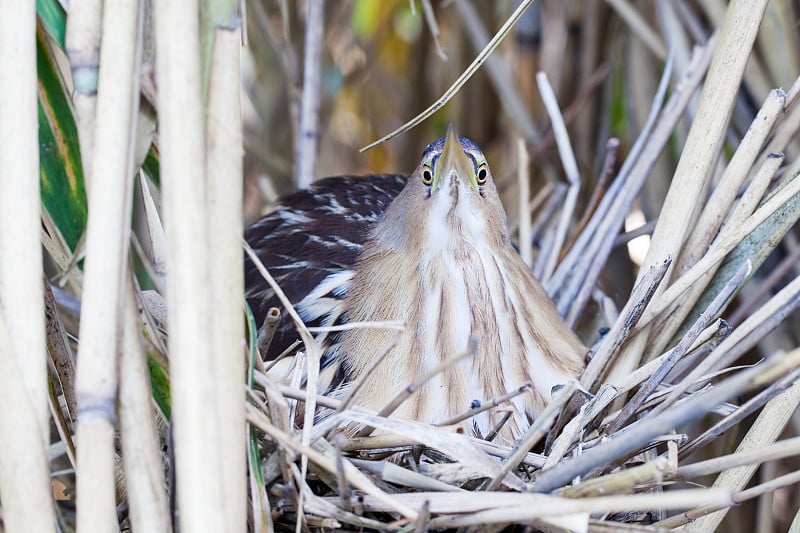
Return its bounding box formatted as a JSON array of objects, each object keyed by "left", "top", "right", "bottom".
[{"left": 244, "top": 174, "right": 407, "bottom": 359}]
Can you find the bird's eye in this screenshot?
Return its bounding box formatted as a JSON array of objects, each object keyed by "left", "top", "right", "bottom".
[
  {"left": 476, "top": 165, "right": 488, "bottom": 185},
  {"left": 422, "top": 166, "right": 434, "bottom": 186}
]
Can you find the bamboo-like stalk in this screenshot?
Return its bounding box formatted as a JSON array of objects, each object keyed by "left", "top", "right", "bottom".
[
  {"left": 607, "top": 0, "right": 769, "bottom": 386},
  {"left": 0, "top": 3, "right": 52, "bottom": 500},
  {"left": 0, "top": 16, "right": 60, "bottom": 528},
  {"left": 74, "top": 0, "right": 142, "bottom": 530},
  {"left": 0, "top": 0, "right": 49, "bottom": 439},
  {"left": 206, "top": 23, "right": 246, "bottom": 533},
  {"left": 0, "top": 313, "right": 56, "bottom": 532},
  {"left": 119, "top": 278, "right": 171, "bottom": 533},
  {"left": 64, "top": 0, "right": 101, "bottom": 190},
  {"left": 153, "top": 0, "right": 225, "bottom": 530}
]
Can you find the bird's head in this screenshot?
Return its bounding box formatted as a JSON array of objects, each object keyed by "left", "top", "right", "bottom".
[{"left": 373, "top": 126, "right": 509, "bottom": 252}]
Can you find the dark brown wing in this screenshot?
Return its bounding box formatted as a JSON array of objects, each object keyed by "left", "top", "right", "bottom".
[{"left": 244, "top": 174, "right": 407, "bottom": 358}]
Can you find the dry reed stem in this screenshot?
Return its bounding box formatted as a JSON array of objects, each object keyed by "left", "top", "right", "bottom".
[
  {"left": 638, "top": 170, "right": 800, "bottom": 329},
  {"left": 676, "top": 436, "right": 800, "bottom": 479},
  {"left": 206, "top": 22, "right": 247, "bottom": 533},
  {"left": 553, "top": 38, "right": 712, "bottom": 324},
  {"left": 420, "top": 0, "right": 447, "bottom": 61},
  {"left": 581, "top": 258, "right": 671, "bottom": 389},
  {"left": 604, "top": 0, "right": 667, "bottom": 60},
  {"left": 658, "top": 469, "right": 800, "bottom": 529},
  {"left": 536, "top": 71, "right": 581, "bottom": 283},
  {"left": 242, "top": 241, "right": 324, "bottom": 532},
  {"left": 119, "top": 278, "right": 171, "bottom": 533},
  {"left": 486, "top": 380, "right": 577, "bottom": 490},
  {"left": 206, "top": 24, "right": 247, "bottom": 531},
  {"left": 681, "top": 374, "right": 800, "bottom": 532},
  {"left": 74, "top": 0, "right": 142, "bottom": 529},
  {"left": 64, "top": 0, "right": 101, "bottom": 191},
  {"left": 153, "top": 0, "right": 226, "bottom": 529},
  {"left": 0, "top": 310, "right": 56, "bottom": 532},
  {"left": 296, "top": 0, "right": 324, "bottom": 189},
  {"left": 649, "top": 151, "right": 787, "bottom": 356},
  {"left": 534, "top": 347, "right": 800, "bottom": 493},
  {"left": 245, "top": 404, "right": 420, "bottom": 520},
  {"left": 0, "top": 0, "right": 49, "bottom": 442},
  {"left": 346, "top": 488, "right": 731, "bottom": 523},
  {"left": 557, "top": 456, "right": 674, "bottom": 498},
  {"left": 678, "top": 89, "right": 787, "bottom": 273},
  {"left": 608, "top": 0, "right": 768, "bottom": 387},
  {"left": 609, "top": 260, "right": 752, "bottom": 432},
  {"left": 342, "top": 410, "right": 527, "bottom": 491},
  {"left": 139, "top": 174, "right": 168, "bottom": 287}
]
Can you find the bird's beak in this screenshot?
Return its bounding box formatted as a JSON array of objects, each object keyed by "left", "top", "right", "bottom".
[{"left": 434, "top": 125, "right": 476, "bottom": 191}]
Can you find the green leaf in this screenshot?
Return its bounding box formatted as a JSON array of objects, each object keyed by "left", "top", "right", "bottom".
[
  {"left": 142, "top": 149, "right": 161, "bottom": 188},
  {"left": 36, "top": 0, "right": 67, "bottom": 50},
  {"left": 147, "top": 355, "right": 172, "bottom": 421},
  {"left": 37, "top": 28, "right": 88, "bottom": 251}
]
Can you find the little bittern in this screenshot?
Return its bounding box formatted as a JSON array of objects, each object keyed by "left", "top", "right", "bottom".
[{"left": 245, "top": 127, "right": 585, "bottom": 443}]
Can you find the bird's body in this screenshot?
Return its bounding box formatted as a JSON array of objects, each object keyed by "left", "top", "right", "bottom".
[{"left": 245, "top": 129, "right": 585, "bottom": 444}]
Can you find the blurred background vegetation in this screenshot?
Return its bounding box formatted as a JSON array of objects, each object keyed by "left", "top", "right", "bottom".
[{"left": 241, "top": 0, "right": 800, "bottom": 308}]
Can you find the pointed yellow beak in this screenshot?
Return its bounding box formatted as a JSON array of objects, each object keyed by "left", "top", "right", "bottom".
[{"left": 434, "top": 125, "right": 476, "bottom": 191}]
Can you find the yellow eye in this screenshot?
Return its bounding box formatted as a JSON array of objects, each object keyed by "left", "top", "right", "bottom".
[
  {"left": 476, "top": 165, "right": 488, "bottom": 185},
  {"left": 422, "top": 166, "right": 434, "bottom": 186}
]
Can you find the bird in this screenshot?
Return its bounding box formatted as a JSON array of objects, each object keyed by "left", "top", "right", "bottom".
[{"left": 245, "top": 127, "right": 586, "bottom": 444}]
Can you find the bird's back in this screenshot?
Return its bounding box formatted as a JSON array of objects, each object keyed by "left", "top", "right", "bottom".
[{"left": 244, "top": 174, "right": 407, "bottom": 358}]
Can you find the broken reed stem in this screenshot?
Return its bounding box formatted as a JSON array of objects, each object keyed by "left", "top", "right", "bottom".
[
  {"left": 257, "top": 307, "right": 281, "bottom": 361},
  {"left": 485, "top": 381, "right": 577, "bottom": 491},
  {"left": 581, "top": 257, "right": 671, "bottom": 389},
  {"left": 680, "top": 367, "right": 800, "bottom": 458},
  {"left": 534, "top": 347, "right": 800, "bottom": 493},
  {"left": 609, "top": 260, "right": 751, "bottom": 431}
]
